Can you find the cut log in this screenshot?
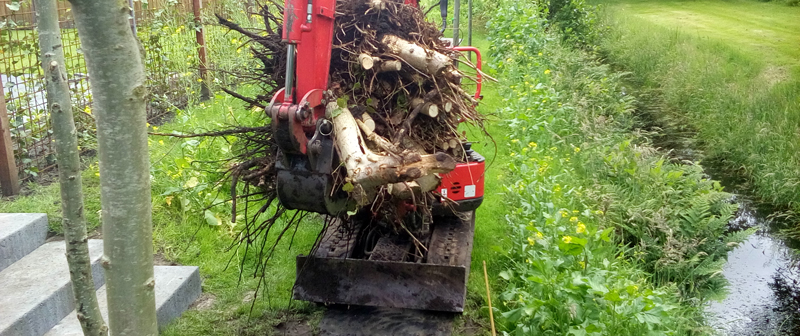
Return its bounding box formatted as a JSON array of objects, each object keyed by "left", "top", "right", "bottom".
[
  {"left": 448, "top": 139, "right": 458, "bottom": 149},
  {"left": 327, "top": 102, "right": 455, "bottom": 203},
  {"left": 410, "top": 97, "right": 439, "bottom": 118},
  {"left": 381, "top": 35, "right": 452, "bottom": 76},
  {"left": 443, "top": 100, "right": 453, "bottom": 113},
  {"left": 359, "top": 113, "right": 376, "bottom": 133},
  {"left": 369, "top": 0, "right": 386, "bottom": 11},
  {"left": 356, "top": 117, "right": 400, "bottom": 155},
  {"left": 389, "top": 174, "right": 440, "bottom": 200},
  {"left": 376, "top": 60, "right": 402, "bottom": 73},
  {"left": 359, "top": 53, "right": 376, "bottom": 70}
]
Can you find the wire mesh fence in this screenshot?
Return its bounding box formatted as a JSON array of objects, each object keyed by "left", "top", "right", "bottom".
[{"left": 0, "top": 0, "right": 253, "bottom": 192}]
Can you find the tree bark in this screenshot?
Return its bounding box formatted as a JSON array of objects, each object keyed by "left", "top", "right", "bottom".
[
  {"left": 35, "top": 0, "right": 108, "bottom": 335},
  {"left": 381, "top": 35, "right": 452, "bottom": 76},
  {"left": 67, "top": 1, "right": 158, "bottom": 335},
  {"left": 327, "top": 102, "right": 455, "bottom": 203}
]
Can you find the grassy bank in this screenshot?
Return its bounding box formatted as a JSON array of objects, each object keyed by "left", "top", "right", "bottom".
[
  {"left": 594, "top": 0, "right": 800, "bottom": 218},
  {"left": 481, "top": 0, "right": 755, "bottom": 333},
  {"left": 0, "top": 1, "right": 755, "bottom": 334}
]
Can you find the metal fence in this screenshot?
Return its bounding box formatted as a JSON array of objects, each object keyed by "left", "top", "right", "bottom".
[{"left": 0, "top": 0, "right": 249, "bottom": 195}]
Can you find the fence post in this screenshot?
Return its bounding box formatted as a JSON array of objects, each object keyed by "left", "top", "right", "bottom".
[
  {"left": 0, "top": 80, "right": 20, "bottom": 196},
  {"left": 192, "top": 0, "right": 210, "bottom": 101},
  {"left": 127, "top": 0, "right": 138, "bottom": 35}
]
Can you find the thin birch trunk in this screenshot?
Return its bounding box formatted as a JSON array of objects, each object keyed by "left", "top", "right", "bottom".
[
  {"left": 67, "top": 1, "right": 158, "bottom": 335},
  {"left": 35, "top": 0, "right": 108, "bottom": 334}
]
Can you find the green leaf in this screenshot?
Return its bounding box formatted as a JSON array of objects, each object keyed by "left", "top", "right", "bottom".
[
  {"left": 336, "top": 97, "right": 348, "bottom": 108},
  {"left": 635, "top": 311, "right": 661, "bottom": 325},
  {"left": 501, "top": 308, "right": 522, "bottom": 323},
  {"left": 604, "top": 290, "right": 622, "bottom": 303},
  {"left": 586, "top": 324, "right": 602, "bottom": 333},
  {"left": 499, "top": 271, "right": 512, "bottom": 280},
  {"left": 568, "top": 327, "right": 587, "bottom": 336},
  {"left": 6, "top": 1, "right": 20, "bottom": 11},
  {"left": 558, "top": 241, "right": 583, "bottom": 255},
  {"left": 600, "top": 227, "right": 614, "bottom": 242},
  {"left": 204, "top": 210, "right": 220, "bottom": 226},
  {"left": 342, "top": 182, "right": 354, "bottom": 192},
  {"left": 588, "top": 278, "right": 609, "bottom": 294}
]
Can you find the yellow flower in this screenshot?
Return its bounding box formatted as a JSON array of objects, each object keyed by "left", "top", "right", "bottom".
[
  {"left": 231, "top": 38, "right": 238, "bottom": 44},
  {"left": 528, "top": 142, "right": 537, "bottom": 148},
  {"left": 576, "top": 222, "right": 586, "bottom": 234},
  {"left": 595, "top": 210, "right": 604, "bottom": 215},
  {"left": 569, "top": 216, "right": 578, "bottom": 222},
  {"left": 544, "top": 69, "right": 551, "bottom": 75},
  {"left": 573, "top": 210, "right": 579, "bottom": 214},
  {"left": 158, "top": 140, "right": 164, "bottom": 145},
  {"left": 510, "top": 152, "right": 516, "bottom": 157},
  {"left": 538, "top": 52, "right": 543, "bottom": 56},
  {"left": 511, "top": 139, "right": 519, "bottom": 143},
  {"left": 574, "top": 147, "right": 581, "bottom": 153},
  {"left": 560, "top": 210, "right": 568, "bottom": 217},
  {"left": 562, "top": 236, "right": 573, "bottom": 244},
  {"left": 553, "top": 185, "right": 561, "bottom": 192},
  {"left": 522, "top": 147, "right": 529, "bottom": 153},
  {"left": 152, "top": 126, "right": 158, "bottom": 131},
  {"left": 536, "top": 232, "right": 544, "bottom": 239},
  {"left": 579, "top": 261, "right": 586, "bottom": 269},
  {"left": 527, "top": 237, "right": 536, "bottom": 245}
]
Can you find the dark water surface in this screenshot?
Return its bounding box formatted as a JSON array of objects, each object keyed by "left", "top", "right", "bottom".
[{"left": 705, "top": 202, "right": 800, "bottom": 335}]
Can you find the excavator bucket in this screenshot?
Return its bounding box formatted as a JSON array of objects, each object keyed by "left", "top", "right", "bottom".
[{"left": 293, "top": 212, "right": 476, "bottom": 312}]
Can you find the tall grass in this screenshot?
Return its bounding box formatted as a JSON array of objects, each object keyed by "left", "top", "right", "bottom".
[{"left": 595, "top": 2, "right": 800, "bottom": 219}]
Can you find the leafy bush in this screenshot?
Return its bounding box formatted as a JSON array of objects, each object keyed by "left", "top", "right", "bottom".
[
  {"left": 486, "top": 1, "right": 750, "bottom": 334},
  {"left": 545, "top": 0, "right": 599, "bottom": 46}
]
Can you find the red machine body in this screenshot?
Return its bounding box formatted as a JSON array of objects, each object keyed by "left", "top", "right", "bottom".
[
  {"left": 280, "top": 0, "right": 488, "bottom": 313},
  {"left": 440, "top": 159, "right": 484, "bottom": 202}
]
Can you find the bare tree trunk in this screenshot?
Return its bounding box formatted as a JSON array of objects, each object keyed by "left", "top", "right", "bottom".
[
  {"left": 67, "top": 1, "right": 158, "bottom": 335},
  {"left": 35, "top": 0, "right": 108, "bottom": 335}
]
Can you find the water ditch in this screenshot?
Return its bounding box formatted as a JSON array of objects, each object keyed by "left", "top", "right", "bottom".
[{"left": 634, "top": 93, "right": 800, "bottom": 335}]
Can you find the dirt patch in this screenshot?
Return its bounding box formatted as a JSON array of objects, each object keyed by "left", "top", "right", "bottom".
[
  {"left": 758, "top": 65, "right": 789, "bottom": 89},
  {"left": 236, "top": 308, "right": 324, "bottom": 336},
  {"left": 189, "top": 292, "right": 216, "bottom": 311},
  {"left": 273, "top": 316, "right": 316, "bottom": 336}
]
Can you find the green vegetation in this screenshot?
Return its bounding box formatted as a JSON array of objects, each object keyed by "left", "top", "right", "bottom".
[
  {"left": 594, "top": 0, "right": 800, "bottom": 219},
  {"left": 483, "top": 0, "right": 752, "bottom": 334},
  {"left": 0, "top": 0, "right": 761, "bottom": 334}
]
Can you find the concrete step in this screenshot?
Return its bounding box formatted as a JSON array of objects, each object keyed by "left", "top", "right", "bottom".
[
  {"left": 45, "top": 266, "right": 201, "bottom": 335},
  {"left": 0, "top": 240, "right": 104, "bottom": 336},
  {"left": 0, "top": 213, "right": 48, "bottom": 272}
]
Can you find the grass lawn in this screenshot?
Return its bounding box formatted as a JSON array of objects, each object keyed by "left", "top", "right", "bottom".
[
  {"left": 595, "top": 0, "right": 800, "bottom": 216},
  {"left": 604, "top": 0, "right": 800, "bottom": 71}
]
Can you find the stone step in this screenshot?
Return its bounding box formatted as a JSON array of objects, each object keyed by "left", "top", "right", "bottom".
[
  {"left": 0, "top": 239, "right": 104, "bottom": 336},
  {"left": 45, "top": 266, "right": 201, "bottom": 335},
  {"left": 0, "top": 213, "right": 48, "bottom": 272}
]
